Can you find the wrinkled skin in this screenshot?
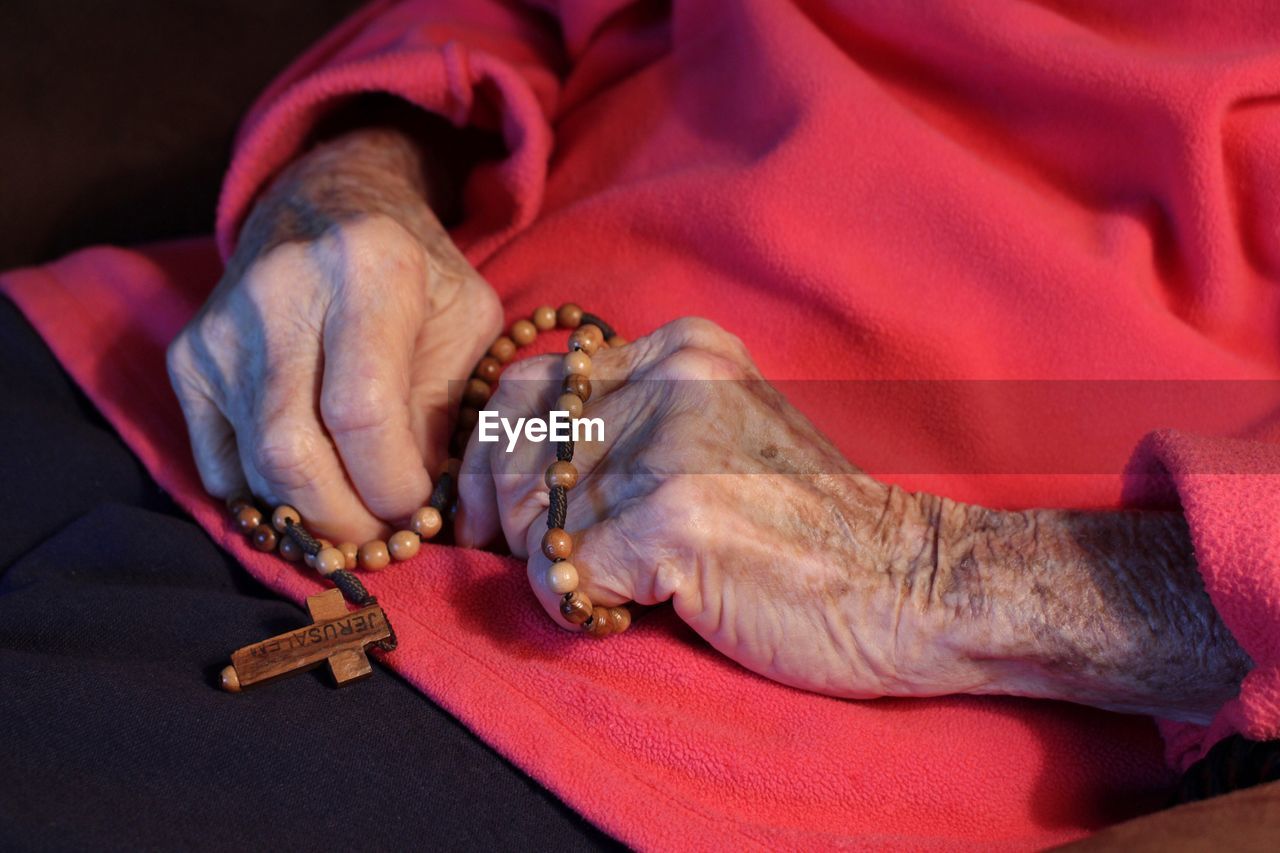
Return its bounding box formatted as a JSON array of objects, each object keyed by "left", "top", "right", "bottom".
[
  {"left": 457, "top": 318, "right": 1251, "bottom": 718},
  {"left": 167, "top": 130, "right": 501, "bottom": 540},
  {"left": 171, "top": 127, "right": 1250, "bottom": 720},
  {"left": 458, "top": 317, "right": 957, "bottom": 697}
]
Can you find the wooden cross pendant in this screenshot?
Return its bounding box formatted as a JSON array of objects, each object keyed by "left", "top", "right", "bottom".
[{"left": 220, "top": 589, "right": 391, "bottom": 692}]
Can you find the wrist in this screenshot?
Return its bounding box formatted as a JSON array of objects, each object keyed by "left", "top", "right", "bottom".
[
  {"left": 230, "top": 127, "right": 445, "bottom": 280},
  {"left": 878, "top": 490, "right": 1004, "bottom": 697},
  {"left": 936, "top": 503, "right": 1252, "bottom": 722},
  {"left": 824, "top": 481, "right": 994, "bottom": 698}
]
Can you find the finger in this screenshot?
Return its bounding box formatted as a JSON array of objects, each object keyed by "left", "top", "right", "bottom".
[
  {"left": 519, "top": 435, "right": 669, "bottom": 626},
  {"left": 461, "top": 315, "right": 726, "bottom": 541},
  {"left": 460, "top": 317, "right": 751, "bottom": 552},
  {"left": 586, "top": 316, "right": 758, "bottom": 399},
  {"left": 458, "top": 355, "right": 563, "bottom": 553},
  {"left": 468, "top": 348, "right": 664, "bottom": 554},
  {"left": 169, "top": 373, "right": 246, "bottom": 499},
  {"left": 487, "top": 361, "right": 671, "bottom": 552},
  {"left": 455, "top": 428, "right": 499, "bottom": 548},
  {"left": 321, "top": 282, "right": 431, "bottom": 524},
  {"left": 524, "top": 504, "right": 685, "bottom": 633},
  {"left": 240, "top": 339, "right": 387, "bottom": 542},
  {"left": 524, "top": 517, "right": 630, "bottom": 628},
  {"left": 407, "top": 284, "right": 503, "bottom": 480}
]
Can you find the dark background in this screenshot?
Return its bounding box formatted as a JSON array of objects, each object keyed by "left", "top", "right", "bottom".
[{"left": 0, "top": 0, "right": 365, "bottom": 270}]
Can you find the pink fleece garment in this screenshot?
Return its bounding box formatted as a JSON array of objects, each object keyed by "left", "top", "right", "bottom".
[{"left": 7, "top": 0, "right": 1280, "bottom": 847}]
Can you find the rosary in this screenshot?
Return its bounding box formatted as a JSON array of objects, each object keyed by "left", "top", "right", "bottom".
[{"left": 218, "top": 304, "right": 629, "bottom": 691}]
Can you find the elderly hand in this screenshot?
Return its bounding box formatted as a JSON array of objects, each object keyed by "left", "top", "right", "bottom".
[
  {"left": 459, "top": 318, "right": 1251, "bottom": 721},
  {"left": 167, "top": 128, "right": 501, "bottom": 542}
]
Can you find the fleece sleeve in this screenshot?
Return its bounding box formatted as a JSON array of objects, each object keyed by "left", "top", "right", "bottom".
[
  {"left": 214, "top": 0, "right": 566, "bottom": 263},
  {"left": 1137, "top": 429, "right": 1280, "bottom": 770}
]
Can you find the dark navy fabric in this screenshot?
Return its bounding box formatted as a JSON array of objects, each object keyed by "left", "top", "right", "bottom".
[{"left": 0, "top": 296, "right": 615, "bottom": 851}]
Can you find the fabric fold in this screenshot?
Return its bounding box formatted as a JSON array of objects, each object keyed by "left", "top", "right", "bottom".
[{"left": 215, "top": 0, "right": 564, "bottom": 264}]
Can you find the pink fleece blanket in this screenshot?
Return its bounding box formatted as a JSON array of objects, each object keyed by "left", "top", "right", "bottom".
[{"left": 8, "top": 0, "right": 1280, "bottom": 847}]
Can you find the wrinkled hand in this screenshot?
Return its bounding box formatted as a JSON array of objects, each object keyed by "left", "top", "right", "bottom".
[
  {"left": 459, "top": 318, "right": 1251, "bottom": 717},
  {"left": 168, "top": 129, "right": 501, "bottom": 541},
  {"left": 458, "top": 318, "right": 954, "bottom": 697}
]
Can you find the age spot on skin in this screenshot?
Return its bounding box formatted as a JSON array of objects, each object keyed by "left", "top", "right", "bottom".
[{"left": 760, "top": 444, "right": 779, "bottom": 459}]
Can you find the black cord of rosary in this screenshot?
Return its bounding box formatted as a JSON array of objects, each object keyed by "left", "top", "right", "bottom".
[
  {"left": 428, "top": 471, "right": 454, "bottom": 513},
  {"left": 548, "top": 486, "right": 568, "bottom": 531},
  {"left": 545, "top": 316, "right": 612, "bottom": 540},
  {"left": 579, "top": 312, "right": 616, "bottom": 342},
  {"left": 284, "top": 519, "right": 398, "bottom": 652}
]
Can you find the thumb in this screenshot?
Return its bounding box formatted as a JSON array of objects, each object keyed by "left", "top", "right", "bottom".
[
  {"left": 407, "top": 279, "right": 504, "bottom": 480},
  {"left": 524, "top": 508, "right": 687, "bottom": 634}
]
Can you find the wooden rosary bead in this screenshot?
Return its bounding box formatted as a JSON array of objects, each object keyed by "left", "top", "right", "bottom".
[
  {"left": 563, "top": 373, "right": 591, "bottom": 403},
  {"left": 585, "top": 606, "right": 613, "bottom": 637},
  {"left": 510, "top": 319, "right": 538, "bottom": 346},
  {"left": 546, "top": 561, "right": 579, "bottom": 595},
  {"left": 303, "top": 539, "right": 332, "bottom": 569},
  {"left": 235, "top": 506, "right": 263, "bottom": 534},
  {"left": 532, "top": 305, "right": 557, "bottom": 331},
  {"left": 556, "top": 392, "right": 584, "bottom": 419},
  {"left": 563, "top": 351, "right": 592, "bottom": 378},
  {"left": 567, "top": 331, "right": 599, "bottom": 357},
  {"left": 607, "top": 335, "right": 627, "bottom": 348},
  {"left": 278, "top": 536, "right": 303, "bottom": 562},
  {"left": 463, "top": 378, "right": 491, "bottom": 407},
  {"left": 474, "top": 356, "right": 501, "bottom": 383},
  {"left": 410, "top": 506, "right": 443, "bottom": 539},
  {"left": 557, "top": 303, "right": 583, "bottom": 329},
  {"left": 388, "top": 530, "right": 421, "bottom": 562},
  {"left": 358, "top": 540, "right": 391, "bottom": 571},
  {"left": 545, "top": 460, "right": 579, "bottom": 489},
  {"left": 560, "top": 590, "right": 593, "bottom": 624},
  {"left": 250, "top": 523, "right": 278, "bottom": 552},
  {"left": 570, "top": 324, "right": 604, "bottom": 356},
  {"left": 489, "top": 336, "right": 517, "bottom": 363},
  {"left": 608, "top": 606, "right": 632, "bottom": 634},
  {"left": 314, "top": 546, "right": 347, "bottom": 577},
  {"left": 272, "top": 505, "right": 301, "bottom": 533},
  {"left": 337, "top": 541, "right": 359, "bottom": 570},
  {"left": 542, "top": 527, "right": 573, "bottom": 561},
  {"left": 220, "top": 664, "right": 241, "bottom": 692}
]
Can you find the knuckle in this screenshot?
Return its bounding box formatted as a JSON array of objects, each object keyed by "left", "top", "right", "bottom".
[
  {"left": 490, "top": 354, "right": 560, "bottom": 409},
  {"left": 341, "top": 217, "right": 423, "bottom": 280},
  {"left": 252, "top": 428, "right": 324, "bottom": 491},
  {"left": 667, "top": 316, "right": 741, "bottom": 353},
  {"left": 320, "top": 383, "right": 396, "bottom": 436},
  {"left": 165, "top": 329, "right": 215, "bottom": 398},
  {"left": 652, "top": 347, "right": 747, "bottom": 382},
  {"left": 465, "top": 282, "right": 504, "bottom": 336},
  {"left": 242, "top": 244, "right": 309, "bottom": 296},
  {"left": 648, "top": 317, "right": 755, "bottom": 375},
  {"left": 165, "top": 332, "right": 191, "bottom": 380}
]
